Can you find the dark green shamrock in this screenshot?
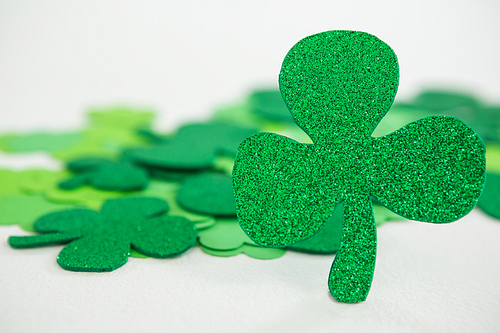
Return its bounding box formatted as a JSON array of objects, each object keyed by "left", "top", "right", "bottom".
[
  {"left": 8, "top": 197, "right": 197, "bottom": 272},
  {"left": 176, "top": 173, "right": 237, "bottom": 217},
  {"left": 58, "top": 157, "right": 149, "bottom": 191},
  {"left": 233, "top": 30, "right": 486, "bottom": 303},
  {"left": 250, "top": 89, "right": 294, "bottom": 123},
  {"left": 124, "top": 123, "right": 257, "bottom": 170},
  {"left": 477, "top": 172, "right": 500, "bottom": 219}
]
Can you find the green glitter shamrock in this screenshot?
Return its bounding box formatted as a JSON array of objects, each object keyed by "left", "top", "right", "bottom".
[
  {"left": 58, "top": 157, "right": 149, "bottom": 191},
  {"left": 8, "top": 197, "right": 197, "bottom": 272},
  {"left": 232, "top": 30, "right": 486, "bottom": 303}
]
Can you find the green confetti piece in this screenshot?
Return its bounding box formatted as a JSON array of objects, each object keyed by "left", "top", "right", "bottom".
[
  {"left": 52, "top": 128, "right": 150, "bottom": 161},
  {"left": 140, "top": 181, "right": 216, "bottom": 230},
  {"left": 8, "top": 197, "right": 197, "bottom": 272},
  {"left": 371, "top": 104, "right": 431, "bottom": 137},
  {"left": 87, "top": 106, "right": 155, "bottom": 130},
  {"left": 59, "top": 157, "right": 149, "bottom": 191},
  {"left": 19, "top": 169, "right": 123, "bottom": 209},
  {"left": 0, "top": 132, "right": 83, "bottom": 153},
  {"left": 129, "top": 248, "right": 149, "bottom": 258},
  {"left": 197, "top": 218, "right": 286, "bottom": 260},
  {"left": 0, "top": 169, "right": 23, "bottom": 196},
  {"left": 201, "top": 244, "right": 286, "bottom": 260},
  {"left": 177, "top": 173, "right": 236, "bottom": 217},
  {"left": 288, "top": 202, "right": 344, "bottom": 254},
  {"left": 250, "top": 89, "right": 294, "bottom": 123},
  {"left": 0, "top": 195, "right": 75, "bottom": 232},
  {"left": 486, "top": 144, "right": 500, "bottom": 173},
  {"left": 198, "top": 218, "right": 253, "bottom": 251},
  {"left": 233, "top": 30, "right": 486, "bottom": 303},
  {"left": 211, "top": 101, "right": 264, "bottom": 129},
  {"left": 408, "top": 90, "right": 479, "bottom": 112},
  {"left": 477, "top": 172, "right": 500, "bottom": 219},
  {"left": 212, "top": 156, "right": 237, "bottom": 175},
  {"left": 395, "top": 90, "right": 500, "bottom": 144},
  {"left": 148, "top": 167, "right": 200, "bottom": 182},
  {"left": 372, "top": 203, "right": 406, "bottom": 226},
  {"left": 124, "top": 123, "right": 257, "bottom": 170},
  {"left": 288, "top": 201, "right": 405, "bottom": 255}
]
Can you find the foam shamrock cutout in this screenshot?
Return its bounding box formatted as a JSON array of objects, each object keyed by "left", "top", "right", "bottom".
[
  {"left": 0, "top": 195, "right": 75, "bottom": 232},
  {"left": 233, "top": 30, "right": 486, "bottom": 303},
  {"left": 477, "top": 172, "right": 500, "bottom": 219},
  {"left": 8, "top": 197, "right": 197, "bottom": 271},
  {"left": 177, "top": 173, "right": 236, "bottom": 217},
  {"left": 58, "top": 157, "right": 149, "bottom": 191},
  {"left": 198, "top": 218, "right": 286, "bottom": 259},
  {"left": 124, "top": 123, "right": 257, "bottom": 170}
]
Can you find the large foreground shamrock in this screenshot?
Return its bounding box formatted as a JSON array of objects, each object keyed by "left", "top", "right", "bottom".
[
  {"left": 9, "top": 197, "right": 197, "bottom": 271},
  {"left": 233, "top": 31, "right": 486, "bottom": 303}
]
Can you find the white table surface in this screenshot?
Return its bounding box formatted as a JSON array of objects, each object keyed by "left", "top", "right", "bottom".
[{"left": 1, "top": 1, "right": 499, "bottom": 332}]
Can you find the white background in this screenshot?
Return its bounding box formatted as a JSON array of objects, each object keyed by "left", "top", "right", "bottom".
[{"left": 1, "top": 1, "right": 500, "bottom": 332}]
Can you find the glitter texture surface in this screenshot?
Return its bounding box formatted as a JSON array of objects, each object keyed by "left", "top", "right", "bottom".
[
  {"left": 8, "top": 197, "right": 197, "bottom": 272},
  {"left": 233, "top": 30, "right": 486, "bottom": 303}
]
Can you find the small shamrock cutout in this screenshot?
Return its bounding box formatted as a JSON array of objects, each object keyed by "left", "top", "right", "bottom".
[
  {"left": 124, "top": 123, "right": 257, "bottom": 170},
  {"left": 59, "top": 157, "right": 149, "bottom": 191},
  {"left": 233, "top": 31, "right": 486, "bottom": 302},
  {"left": 8, "top": 197, "right": 197, "bottom": 272}
]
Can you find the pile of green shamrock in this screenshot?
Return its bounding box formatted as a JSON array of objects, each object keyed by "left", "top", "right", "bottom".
[
  {"left": 2, "top": 30, "right": 498, "bottom": 304},
  {"left": 1, "top": 87, "right": 499, "bottom": 273}
]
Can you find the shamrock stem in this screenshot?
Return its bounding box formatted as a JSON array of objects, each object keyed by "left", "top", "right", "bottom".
[
  {"left": 8, "top": 232, "right": 79, "bottom": 248},
  {"left": 328, "top": 196, "right": 376, "bottom": 303}
]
